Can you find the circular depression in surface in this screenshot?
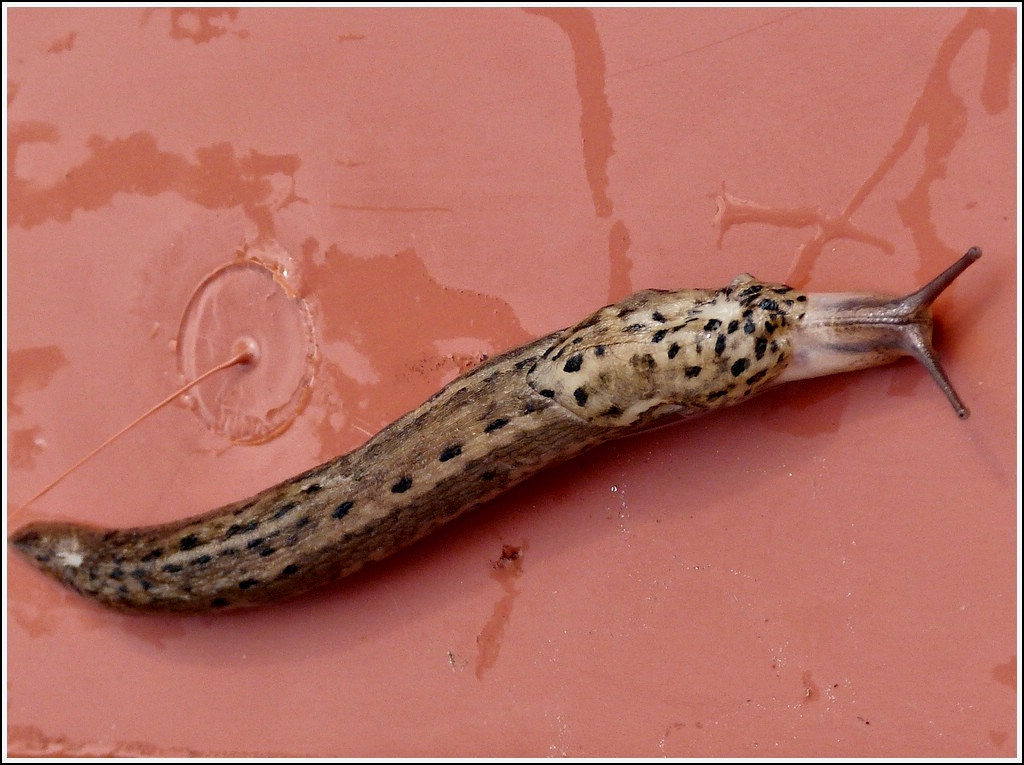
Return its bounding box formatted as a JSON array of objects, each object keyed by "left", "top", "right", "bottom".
[{"left": 176, "top": 259, "right": 317, "bottom": 444}]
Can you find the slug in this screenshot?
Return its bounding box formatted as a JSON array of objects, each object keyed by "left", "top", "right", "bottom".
[{"left": 9, "top": 248, "right": 980, "bottom": 613}]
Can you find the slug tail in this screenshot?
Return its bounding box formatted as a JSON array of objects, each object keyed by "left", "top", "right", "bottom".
[{"left": 9, "top": 521, "right": 100, "bottom": 597}]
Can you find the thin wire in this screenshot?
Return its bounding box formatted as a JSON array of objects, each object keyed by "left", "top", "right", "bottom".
[{"left": 12, "top": 347, "right": 255, "bottom": 519}]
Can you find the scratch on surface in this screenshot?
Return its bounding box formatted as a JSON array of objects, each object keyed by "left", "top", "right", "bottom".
[{"left": 610, "top": 9, "right": 805, "bottom": 78}]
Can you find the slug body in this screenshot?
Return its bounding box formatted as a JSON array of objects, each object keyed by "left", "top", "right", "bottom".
[{"left": 9, "top": 249, "right": 980, "bottom": 613}]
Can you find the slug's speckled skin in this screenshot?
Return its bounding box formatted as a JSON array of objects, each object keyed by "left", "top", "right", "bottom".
[{"left": 9, "top": 249, "right": 980, "bottom": 613}]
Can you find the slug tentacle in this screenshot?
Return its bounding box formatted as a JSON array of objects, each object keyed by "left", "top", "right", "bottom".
[
  {"left": 770, "top": 247, "right": 980, "bottom": 417},
  {"left": 9, "top": 250, "right": 980, "bottom": 613}
]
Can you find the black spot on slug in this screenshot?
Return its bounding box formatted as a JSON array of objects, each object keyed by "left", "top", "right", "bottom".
[
  {"left": 573, "top": 387, "right": 589, "bottom": 406},
  {"left": 273, "top": 502, "right": 298, "bottom": 520},
  {"left": 747, "top": 369, "right": 768, "bottom": 385},
  {"left": 625, "top": 323, "right": 645, "bottom": 333},
  {"left": 744, "top": 318, "right": 756, "bottom": 334},
  {"left": 481, "top": 470, "right": 497, "bottom": 481},
  {"left": 191, "top": 554, "right": 212, "bottom": 566},
  {"left": 754, "top": 336, "right": 768, "bottom": 360},
  {"left": 246, "top": 538, "right": 265, "bottom": 550},
  {"left": 704, "top": 318, "right": 722, "bottom": 331},
  {"left": 239, "top": 579, "right": 259, "bottom": 590},
  {"left": 109, "top": 568, "right": 125, "bottom": 581},
  {"left": 595, "top": 345, "right": 606, "bottom": 356},
  {"left": 759, "top": 298, "right": 779, "bottom": 312},
  {"left": 685, "top": 366, "right": 702, "bottom": 378},
  {"left": 728, "top": 319, "right": 740, "bottom": 334},
  {"left": 211, "top": 598, "right": 230, "bottom": 608},
  {"left": 715, "top": 335, "right": 726, "bottom": 355},
  {"left": 484, "top": 417, "right": 509, "bottom": 433},
  {"left": 279, "top": 564, "right": 300, "bottom": 579},
  {"left": 668, "top": 342, "right": 680, "bottom": 359},
  {"left": 226, "top": 520, "right": 259, "bottom": 538},
  {"left": 140, "top": 548, "right": 163, "bottom": 562},
  {"left": 333, "top": 501, "right": 354, "bottom": 519},
  {"left": 563, "top": 353, "right": 584, "bottom": 373},
  {"left": 162, "top": 563, "right": 183, "bottom": 574},
  {"left": 178, "top": 534, "right": 200, "bottom": 551},
  {"left": 259, "top": 547, "right": 276, "bottom": 557},
  {"left": 652, "top": 329, "right": 668, "bottom": 343},
  {"left": 302, "top": 483, "right": 322, "bottom": 494},
  {"left": 539, "top": 389, "right": 556, "bottom": 398},
  {"left": 764, "top": 321, "right": 776, "bottom": 334},
  {"left": 439, "top": 444, "right": 462, "bottom": 462},
  {"left": 602, "top": 405, "right": 623, "bottom": 418},
  {"left": 707, "top": 390, "right": 727, "bottom": 401},
  {"left": 652, "top": 310, "right": 667, "bottom": 323},
  {"left": 391, "top": 476, "right": 413, "bottom": 493},
  {"left": 731, "top": 358, "right": 750, "bottom": 377}
]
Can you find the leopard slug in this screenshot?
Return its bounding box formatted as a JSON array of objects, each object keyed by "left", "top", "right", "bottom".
[{"left": 9, "top": 248, "right": 980, "bottom": 613}]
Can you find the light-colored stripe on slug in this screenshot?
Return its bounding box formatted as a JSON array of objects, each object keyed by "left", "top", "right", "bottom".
[{"left": 8, "top": 248, "right": 980, "bottom": 613}]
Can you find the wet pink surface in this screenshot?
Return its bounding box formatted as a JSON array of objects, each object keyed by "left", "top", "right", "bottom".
[{"left": 6, "top": 7, "right": 1017, "bottom": 757}]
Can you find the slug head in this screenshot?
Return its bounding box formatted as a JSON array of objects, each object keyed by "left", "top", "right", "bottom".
[{"left": 773, "top": 248, "right": 981, "bottom": 417}]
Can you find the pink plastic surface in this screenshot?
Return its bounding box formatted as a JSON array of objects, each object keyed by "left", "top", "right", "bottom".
[{"left": 6, "top": 7, "right": 1017, "bottom": 756}]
